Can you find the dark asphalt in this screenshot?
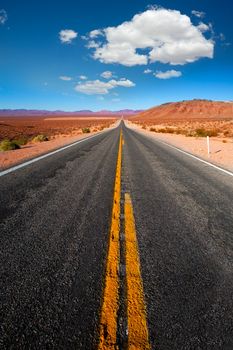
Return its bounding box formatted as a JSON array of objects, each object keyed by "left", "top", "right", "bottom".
[
  {"left": 1, "top": 122, "right": 233, "bottom": 349},
  {"left": 122, "top": 125, "right": 233, "bottom": 350},
  {"left": 0, "top": 129, "right": 119, "bottom": 349}
]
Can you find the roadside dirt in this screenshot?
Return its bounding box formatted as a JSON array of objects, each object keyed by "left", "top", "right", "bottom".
[
  {"left": 126, "top": 121, "right": 233, "bottom": 172},
  {"left": 0, "top": 117, "right": 117, "bottom": 170},
  {"left": 0, "top": 115, "right": 115, "bottom": 141}
]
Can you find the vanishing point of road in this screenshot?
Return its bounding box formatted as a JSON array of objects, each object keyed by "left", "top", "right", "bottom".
[{"left": 0, "top": 122, "right": 233, "bottom": 349}]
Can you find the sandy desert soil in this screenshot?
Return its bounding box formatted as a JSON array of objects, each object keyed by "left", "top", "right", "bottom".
[
  {"left": 0, "top": 115, "right": 115, "bottom": 141},
  {"left": 128, "top": 100, "right": 233, "bottom": 171},
  {"left": 126, "top": 121, "right": 233, "bottom": 172},
  {"left": 0, "top": 115, "right": 117, "bottom": 170},
  {"left": 131, "top": 119, "right": 233, "bottom": 138}
]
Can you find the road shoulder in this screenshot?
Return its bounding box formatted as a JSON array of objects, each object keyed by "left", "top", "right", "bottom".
[{"left": 126, "top": 121, "right": 233, "bottom": 173}]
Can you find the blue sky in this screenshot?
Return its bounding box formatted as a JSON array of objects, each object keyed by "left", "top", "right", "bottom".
[{"left": 0, "top": 0, "right": 232, "bottom": 111}]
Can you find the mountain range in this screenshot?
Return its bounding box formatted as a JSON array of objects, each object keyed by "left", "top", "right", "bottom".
[{"left": 0, "top": 109, "right": 143, "bottom": 117}]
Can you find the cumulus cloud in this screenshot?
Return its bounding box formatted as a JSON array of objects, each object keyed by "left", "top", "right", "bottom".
[
  {"left": 144, "top": 69, "right": 152, "bottom": 74},
  {"left": 192, "top": 10, "right": 205, "bottom": 18},
  {"left": 154, "top": 70, "right": 182, "bottom": 79},
  {"left": 101, "top": 71, "right": 113, "bottom": 79},
  {"left": 0, "top": 9, "right": 7, "bottom": 25},
  {"left": 59, "top": 29, "right": 78, "bottom": 44},
  {"left": 75, "top": 78, "right": 135, "bottom": 95},
  {"left": 59, "top": 76, "right": 72, "bottom": 81},
  {"left": 87, "top": 8, "right": 214, "bottom": 66}
]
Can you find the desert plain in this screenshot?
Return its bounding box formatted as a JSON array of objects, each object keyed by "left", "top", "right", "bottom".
[
  {"left": 1, "top": 100, "right": 233, "bottom": 172},
  {"left": 0, "top": 115, "right": 116, "bottom": 169}
]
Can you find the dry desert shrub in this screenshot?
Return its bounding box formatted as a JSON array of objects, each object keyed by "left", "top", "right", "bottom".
[
  {"left": 0, "top": 139, "right": 21, "bottom": 151},
  {"left": 82, "top": 127, "right": 90, "bottom": 133},
  {"left": 175, "top": 128, "right": 188, "bottom": 136},
  {"left": 157, "top": 127, "right": 176, "bottom": 134},
  {"left": 12, "top": 137, "right": 29, "bottom": 145},
  {"left": 194, "top": 128, "right": 219, "bottom": 137},
  {"left": 32, "top": 134, "right": 49, "bottom": 142},
  {"left": 139, "top": 118, "right": 233, "bottom": 139}
]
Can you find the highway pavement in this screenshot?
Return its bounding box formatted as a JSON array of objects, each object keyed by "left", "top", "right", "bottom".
[{"left": 0, "top": 122, "right": 233, "bottom": 349}]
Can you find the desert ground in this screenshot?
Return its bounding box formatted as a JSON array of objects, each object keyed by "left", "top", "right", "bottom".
[
  {"left": 127, "top": 100, "right": 233, "bottom": 172},
  {"left": 1, "top": 100, "right": 233, "bottom": 172},
  {"left": 131, "top": 118, "right": 233, "bottom": 138},
  {"left": 0, "top": 115, "right": 116, "bottom": 141},
  {"left": 0, "top": 115, "right": 116, "bottom": 169}
]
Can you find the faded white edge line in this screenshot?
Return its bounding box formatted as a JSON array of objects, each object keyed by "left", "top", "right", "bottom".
[
  {"left": 0, "top": 132, "right": 106, "bottom": 177},
  {"left": 130, "top": 127, "right": 233, "bottom": 178}
]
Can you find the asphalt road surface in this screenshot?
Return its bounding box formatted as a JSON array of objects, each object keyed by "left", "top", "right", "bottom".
[{"left": 0, "top": 122, "right": 233, "bottom": 349}]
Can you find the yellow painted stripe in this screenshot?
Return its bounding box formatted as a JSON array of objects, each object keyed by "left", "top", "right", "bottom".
[
  {"left": 98, "top": 131, "right": 122, "bottom": 350},
  {"left": 124, "top": 193, "right": 151, "bottom": 350}
]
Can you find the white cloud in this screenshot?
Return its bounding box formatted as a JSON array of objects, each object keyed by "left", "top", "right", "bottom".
[
  {"left": 115, "top": 79, "right": 135, "bottom": 87},
  {"left": 101, "top": 71, "right": 113, "bottom": 79},
  {"left": 86, "top": 40, "right": 100, "bottom": 49},
  {"left": 154, "top": 70, "right": 182, "bottom": 79},
  {"left": 88, "top": 8, "right": 214, "bottom": 66},
  {"left": 197, "top": 22, "right": 210, "bottom": 33},
  {"left": 59, "top": 29, "right": 78, "bottom": 44},
  {"left": 89, "top": 29, "right": 103, "bottom": 38},
  {"left": 59, "top": 76, "right": 72, "bottom": 81},
  {"left": 75, "top": 78, "right": 135, "bottom": 95},
  {"left": 0, "top": 9, "right": 7, "bottom": 25},
  {"left": 192, "top": 10, "right": 205, "bottom": 18},
  {"left": 81, "top": 35, "right": 88, "bottom": 40},
  {"left": 79, "top": 75, "right": 88, "bottom": 80},
  {"left": 144, "top": 69, "right": 152, "bottom": 74}
]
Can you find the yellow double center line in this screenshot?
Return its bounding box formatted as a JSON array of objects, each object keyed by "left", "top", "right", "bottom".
[
  {"left": 98, "top": 131, "right": 122, "bottom": 349},
  {"left": 98, "top": 131, "right": 151, "bottom": 349},
  {"left": 124, "top": 193, "right": 151, "bottom": 349}
]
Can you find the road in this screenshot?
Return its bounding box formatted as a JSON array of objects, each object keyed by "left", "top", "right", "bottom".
[{"left": 0, "top": 122, "right": 233, "bottom": 349}]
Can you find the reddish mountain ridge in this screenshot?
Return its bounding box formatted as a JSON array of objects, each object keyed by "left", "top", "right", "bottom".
[
  {"left": 0, "top": 109, "right": 143, "bottom": 117},
  {"left": 132, "top": 100, "right": 233, "bottom": 121}
]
